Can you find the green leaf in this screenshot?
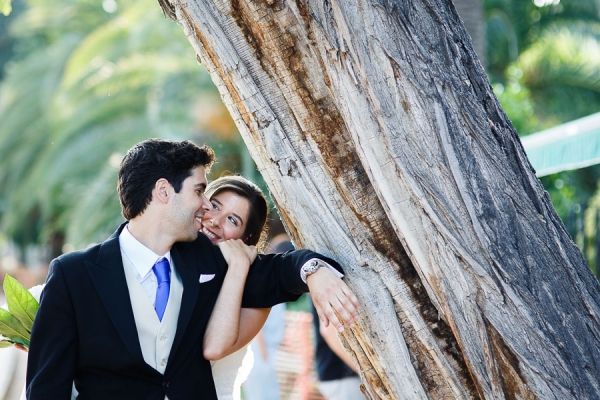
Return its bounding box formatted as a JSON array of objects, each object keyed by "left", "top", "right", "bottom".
[
  {"left": 11, "top": 335, "right": 29, "bottom": 348},
  {"left": 0, "top": 339, "right": 15, "bottom": 348},
  {"left": 0, "top": 308, "right": 30, "bottom": 345},
  {"left": 4, "top": 274, "right": 39, "bottom": 332},
  {"left": 0, "top": 0, "right": 11, "bottom": 16}
]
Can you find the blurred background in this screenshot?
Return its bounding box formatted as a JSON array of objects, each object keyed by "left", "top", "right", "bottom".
[{"left": 1, "top": 0, "right": 600, "bottom": 398}]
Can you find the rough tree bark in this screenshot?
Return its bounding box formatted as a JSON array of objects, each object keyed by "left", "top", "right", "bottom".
[
  {"left": 453, "top": 0, "right": 485, "bottom": 67},
  {"left": 157, "top": 0, "right": 600, "bottom": 398}
]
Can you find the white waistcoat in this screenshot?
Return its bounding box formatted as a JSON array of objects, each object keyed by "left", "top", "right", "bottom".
[{"left": 122, "top": 257, "right": 183, "bottom": 374}]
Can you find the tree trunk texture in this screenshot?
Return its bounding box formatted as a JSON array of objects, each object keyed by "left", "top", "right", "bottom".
[
  {"left": 452, "top": 0, "right": 486, "bottom": 67},
  {"left": 157, "top": 0, "right": 600, "bottom": 398}
]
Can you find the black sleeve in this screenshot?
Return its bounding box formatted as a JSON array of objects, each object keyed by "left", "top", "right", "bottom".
[
  {"left": 240, "top": 250, "right": 343, "bottom": 308},
  {"left": 26, "top": 259, "right": 78, "bottom": 399}
]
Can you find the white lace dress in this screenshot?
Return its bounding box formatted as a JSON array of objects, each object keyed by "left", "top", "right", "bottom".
[{"left": 211, "top": 344, "right": 254, "bottom": 400}]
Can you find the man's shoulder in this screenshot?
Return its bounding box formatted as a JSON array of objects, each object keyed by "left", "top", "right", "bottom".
[
  {"left": 53, "top": 224, "right": 122, "bottom": 268},
  {"left": 51, "top": 243, "right": 102, "bottom": 270}
]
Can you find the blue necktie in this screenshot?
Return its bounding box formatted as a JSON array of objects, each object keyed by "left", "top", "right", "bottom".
[{"left": 152, "top": 258, "right": 170, "bottom": 321}]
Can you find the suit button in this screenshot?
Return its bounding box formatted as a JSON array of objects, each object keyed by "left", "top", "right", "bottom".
[{"left": 163, "top": 381, "right": 170, "bottom": 388}]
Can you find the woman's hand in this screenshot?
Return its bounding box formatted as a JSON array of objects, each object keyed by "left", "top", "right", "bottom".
[
  {"left": 15, "top": 344, "right": 28, "bottom": 353},
  {"left": 217, "top": 239, "right": 257, "bottom": 271}
]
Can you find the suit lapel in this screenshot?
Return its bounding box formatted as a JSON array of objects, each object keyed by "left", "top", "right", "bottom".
[
  {"left": 85, "top": 225, "right": 146, "bottom": 366},
  {"left": 168, "top": 245, "right": 199, "bottom": 361}
]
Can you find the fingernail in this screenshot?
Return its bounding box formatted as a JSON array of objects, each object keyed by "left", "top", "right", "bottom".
[{"left": 338, "top": 326, "right": 345, "bottom": 332}]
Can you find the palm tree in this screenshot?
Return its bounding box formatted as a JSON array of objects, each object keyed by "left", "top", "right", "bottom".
[
  {"left": 483, "top": 0, "right": 600, "bottom": 271},
  {"left": 0, "top": 0, "right": 247, "bottom": 258}
]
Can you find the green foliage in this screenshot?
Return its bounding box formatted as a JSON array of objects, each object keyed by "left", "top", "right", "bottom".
[
  {"left": 485, "top": 0, "right": 600, "bottom": 79},
  {"left": 491, "top": 65, "right": 540, "bottom": 136},
  {"left": 0, "top": 308, "right": 29, "bottom": 347},
  {"left": 0, "top": 0, "right": 246, "bottom": 252},
  {"left": 0, "top": 274, "right": 38, "bottom": 348},
  {"left": 485, "top": 0, "right": 600, "bottom": 275},
  {"left": 485, "top": 1, "right": 600, "bottom": 174},
  {"left": 4, "top": 274, "right": 39, "bottom": 332},
  {"left": 0, "top": 0, "right": 11, "bottom": 16},
  {"left": 487, "top": 0, "right": 600, "bottom": 128},
  {"left": 518, "top": 21, "right": 600, "bottom": 123}
]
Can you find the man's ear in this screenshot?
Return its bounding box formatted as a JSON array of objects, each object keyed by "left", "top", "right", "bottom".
[{"left": 154, "top": 178, "right": 171, "bottom": 204}]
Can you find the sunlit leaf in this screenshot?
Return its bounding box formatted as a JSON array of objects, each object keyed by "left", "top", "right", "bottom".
[
  {"left": 0, "top": 308, "right": 29, "bottom": 346},
  {"left": 4, "top": 274, "right": 39, "bottom": 332},
  {"left": 0, "top": 0, "right": 11, "bottom": 16}
]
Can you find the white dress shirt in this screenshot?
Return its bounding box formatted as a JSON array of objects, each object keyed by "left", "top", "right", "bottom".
[{"left": 119, "top": 226, "right": 172, "bottom": 308}]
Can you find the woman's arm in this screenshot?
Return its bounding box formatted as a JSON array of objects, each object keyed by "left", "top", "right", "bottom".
[
  {"left": 203, "top": 240, "right": 269, "bottom": 360},
  {"left": 205, "top": 307, "right": 271, "bottom": 360}
]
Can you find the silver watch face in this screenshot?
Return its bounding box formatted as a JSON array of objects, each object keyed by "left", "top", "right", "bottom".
[{"left": 304, "top": 260, "right": 320, "bottom": 278}]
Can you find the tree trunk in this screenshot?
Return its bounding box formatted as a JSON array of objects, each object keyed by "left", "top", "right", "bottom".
[
  {"left": 452, "top": 0, "right": 486, "bottom": 67},
  {"left": 158, "top": 0, "right": 600, "bottom": 398}
]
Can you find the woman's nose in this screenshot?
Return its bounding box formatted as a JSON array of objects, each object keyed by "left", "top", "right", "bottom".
[{"left": 211, "top": 216, "right": 221, "bottom": 227}]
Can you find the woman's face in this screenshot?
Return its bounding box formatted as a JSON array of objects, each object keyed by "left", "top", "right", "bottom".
[{"left": 201, "top": 190, "right": 251, "bottom": 244}]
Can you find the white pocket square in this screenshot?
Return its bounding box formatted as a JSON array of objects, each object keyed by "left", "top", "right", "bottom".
[{"left": 199, "top": 274, "right": 215, "bottom": 283}]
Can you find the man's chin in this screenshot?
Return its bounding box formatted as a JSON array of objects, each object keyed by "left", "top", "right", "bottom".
[{"left": 178, "top": 230, "right": 200, "bottom": 243}]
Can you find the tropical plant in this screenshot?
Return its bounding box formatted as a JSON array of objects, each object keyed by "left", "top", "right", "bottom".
[
  {"left": 1, "top": 0, "right": 11, "bottom": 16},
  {"left": 485, "top": 0, "right": 600, "bottom": 214},
  {"left": 0, "top": 0, "right": 247, "bottom": 257},
  {"left": 0, "top": 274, "right": 41, "bottom": 349}
]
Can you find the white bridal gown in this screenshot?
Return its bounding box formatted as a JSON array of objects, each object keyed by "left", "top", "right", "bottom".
[{"left": 212, "top": 345, "right": 254, "bottom": 400}]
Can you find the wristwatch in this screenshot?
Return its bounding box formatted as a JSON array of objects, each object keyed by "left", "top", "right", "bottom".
[{"left": 301, "top": 259, "right": 323, "bottom": 283}]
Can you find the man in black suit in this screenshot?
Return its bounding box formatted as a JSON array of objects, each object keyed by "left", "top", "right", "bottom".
[{"left": 26, "top": 139, "right": 358, "bottom": 399}]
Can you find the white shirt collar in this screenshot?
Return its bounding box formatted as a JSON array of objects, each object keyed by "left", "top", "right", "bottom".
[{"left": 119, "top": 225, "right": 171, "bottom": 278}]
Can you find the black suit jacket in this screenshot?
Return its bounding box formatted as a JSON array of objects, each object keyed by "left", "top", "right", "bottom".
[{"left": 26, "top": 223, "right": 340, "bottom": 399}]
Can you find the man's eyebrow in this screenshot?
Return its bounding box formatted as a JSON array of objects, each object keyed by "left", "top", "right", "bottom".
[{"left": 195, "top": 182, "right": 207, "bottom": 191}]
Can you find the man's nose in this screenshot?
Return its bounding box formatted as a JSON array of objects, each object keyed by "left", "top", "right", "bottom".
[{"left": 200, "top": 193, "right": 211, "bottom": 212}]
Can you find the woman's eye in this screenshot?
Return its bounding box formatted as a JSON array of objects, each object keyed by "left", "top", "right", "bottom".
[
  {"left": 211, "top": 203, "right": 218, "bottom": 210},
  {"left": 228, "top": 216, "right": 238, "bottom": 226}
]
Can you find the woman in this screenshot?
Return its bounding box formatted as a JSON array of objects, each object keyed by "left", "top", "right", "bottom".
[{"left": 201, "top": 176, "right": 276, "bottom": 400}]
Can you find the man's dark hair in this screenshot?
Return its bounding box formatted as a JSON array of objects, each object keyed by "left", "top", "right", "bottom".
[{"left": 118, "top": 139, "right": 215, "bottom": 220}]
